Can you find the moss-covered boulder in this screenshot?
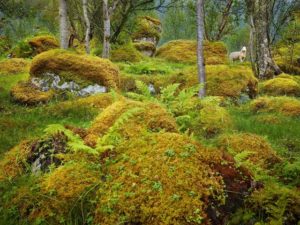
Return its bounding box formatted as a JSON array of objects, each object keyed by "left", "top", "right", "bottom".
[
  {"left": 0, "top": 58, "right": 30, "bottom": 75},
  {"left": 121, "top": 64, "right": 258, "bottom": 98},
  {"left": 219, "top": 133, "right": 281, "bottom": 170},
  {"left": 111, "top": 44, "right": 143, "bottom": 62},
  {"left": 155, "top": 40, "right": 228, "bottom": 64},
  {"left": 11, "top": 35, "right": 59, "bottom": 58},
  {"left": 250, "top": 96, "right": 300, "bottom": 117},
  {"left": 30, "top": 49, "right": 120, "bottom": 89},
  {"left": 260, "top": 76, "right": 300, "bottom": 97},
  {"left": 11, "top": 81, "right": 54, "bottom": 105}
]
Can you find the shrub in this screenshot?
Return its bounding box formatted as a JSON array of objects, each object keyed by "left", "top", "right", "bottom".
[
  {"left": 11, "top": 81, "right": 54, "bottom": 105},
  {"left": 250, "top": 96, "right": 300, "bottom": 117},
  {"left": 155, "top": 40, "right": 228, "bottom": 64},
  {"left": 30, "top": 49, "right": 120, "bottom": 89},
  {"left": 260, "top": 77, "right": 300, "bottom": 96},
  {"left": 0, "top": 58, "right": 30, "bottom": 75},
  {"left": 111, "top": 44, "right": 143, "bottom": 62}
]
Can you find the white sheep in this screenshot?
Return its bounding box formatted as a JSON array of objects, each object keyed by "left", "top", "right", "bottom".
[{"left": 229, "top": 46, "right": 247, "bottom": 62}]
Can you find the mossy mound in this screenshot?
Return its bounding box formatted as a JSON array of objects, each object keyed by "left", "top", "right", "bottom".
[
  {"left": 11, "top": 81, "right": 54, "bottom": 105},
  {"left": 132, "top": 16, "right": 162, "bottom": 43},
  {"left": 111, "top": 44, "right": 143, "bottom": 62},
  {"left": 250, "top": 96, "right": 300, "bottom": 117},
  {"left": 84, "top": 99, "right": 178, "bottom": 147},
  {"left": 133, "top": 41, "right": 156, "bottom": 52},
  {"left": 196, "top": 98, "right": 232, "bottom": 137},
  {"left": 155, "top": 40, "right": 228, "bottom": 64},
  {"left": 121, "top": 65, "right": 258, "bottom": 98},
  {"left": 260, "top": 76, "right": 300, "bottom": 97},
  {"left": 94, "top": 132, "right": 251, "bottom": 225},
  {"left": 11, "top": 35, "right": 59, "bottom": 58},
  {"left": 219, "top": 133, "right": 281, "bottom": 169},
  {"left": 0, "top": 58, "right": 30, "bottom": 75},
  {"left": 30, "top": 49, "right": 120, "bottom": 89}
]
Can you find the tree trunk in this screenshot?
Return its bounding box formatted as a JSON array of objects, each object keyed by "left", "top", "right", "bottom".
[
  {"left": 59, "top": 0, "right": 69, "bottom": 49},
  {"left": 197, "top": 0, "right": 206, "bottom": 98},
  {"left": 82, "top": 0, "right": 91, "bottom": 54},
  {"left": 102, "top": 0, "right": 110, "bottom": 58},
  {"left": 247, "top": 0, "right": 281, "bottom": 79}
]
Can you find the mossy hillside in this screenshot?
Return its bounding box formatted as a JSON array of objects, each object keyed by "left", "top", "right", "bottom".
[
  {"left": 11, "top": 81, "right": 55, "bottom": 105},
  {"left": 260, "top": 76, "right": 300, "bottom": 96},
  {"left": 0, "top": 58, "right": 30, "bottom": 75},
  {"left": 250, "top": 96, "right": 300, "bottom": 117},
  {"left": 111, "top": 44, "right": 143, "bottom": 62},
  {"left": 30, "top": 49, "right": 120, "bottom": 89},
  {"left": 84, "top": 99, "right": 178, "bottom": 147},
  {"left": 155, "top": 40, "right": 228, "bottom": 64},
  {"left": 11, "top": 35, "right": 59, "bottom": 58}
]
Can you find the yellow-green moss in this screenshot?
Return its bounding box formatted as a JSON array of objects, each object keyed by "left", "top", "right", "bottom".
[
  {"left": 121, "top": 65, "right": 258, "bottom": 98},
  {"left": 219, "top": 133, "right": 281, "bottom": 169},
  {"left": 260, "top": 77, "right": 300, "bottom": 96},
  {"left": 155, "top": 40, "right": 228, "bottom": 65},
  {"left": 111, "top": 44, "right": 143, "bottom": 62},
  {"left": 133, "top": 41, "right": 156, "bottom": 52},
  {"left": 30, "top": 49, "right": 120, "bottom": 89},
  {"left": 28, "top": 35, "right": 59, "bottom": 54},
  {"left": 0, "top": 58, "right": 30, "bottom": 75},
  {"left": 198, "top": 99, "right": 232, "bottom": 137},
  {"left": 250, "top": 96, "right": 300, "bottom": 117},
  {"left": 132, "top": 16, "right": 161, "bottom": 41},
  {"left": 0, "top": 141, "right": 31, "bottom": 181},
  {"left": 94, "top": 132, "right": 225, "bottom": 225},
  {"left": 84, "top": 99, "right": 178, "bottom": 147},
  {"left": 11, "top": 81, "right": 54, "bottom": 105}
]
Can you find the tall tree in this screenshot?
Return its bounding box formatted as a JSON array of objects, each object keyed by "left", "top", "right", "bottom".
[
  {"left": 246, "top": 0, "right": 281, "bottom": 79},
  {"left": 59, "top": 0, "right": 69, "bottom": 49},
  {"left": 82, "top": 0, "right": 91, "bottom": 54},
  {"left": 197, "top": 0, "right": 206, "bottom": 98}
]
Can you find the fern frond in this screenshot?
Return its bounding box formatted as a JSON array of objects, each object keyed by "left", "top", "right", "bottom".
[
  {"left": 160, "top": 83, "right": 180, "bottom": 104},
  {"left": 136, "top": 80, "right": 152, "bottom": 97}
]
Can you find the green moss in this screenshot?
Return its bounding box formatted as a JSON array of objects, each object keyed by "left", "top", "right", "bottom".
[
  {"left": 133, "top": 41, "right": 156, "bottom": 52},
  {"left": 30, "top": 49, "right": 120, "bottom": 89},
  {"left": 0, "top": 58, "right": 30, "bottom": 75},
  {"left": 132, "top": 16, "right": 161, "bottom": 42},
  {"left": 155, "top": 40, "right": 228, "bottom": 65},
  {"left": 250, "top": 96, "right": 300, "bottom": 117},
  {"left": 260, "top": 77, "right": 300, "bottom": 96},
  {"left": 111, "top": 44, "right": 143, "bottom": 62},
  {"left": 11, "top": 81, "right": 54, "bottom": 105}
]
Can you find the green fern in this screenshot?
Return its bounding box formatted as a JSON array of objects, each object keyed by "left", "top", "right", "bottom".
[
  {"left": 44, "top": 124, "right": 98, "bottom": 155},
  {"left": 160, "top": 83, "right": 180, "bottom": 105},
  {"left": 136, "top": 80, "right": 152, "bottom": 97}
]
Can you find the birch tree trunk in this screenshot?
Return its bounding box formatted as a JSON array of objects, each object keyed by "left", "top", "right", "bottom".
[
  {"left": 102, "top": 0, "right": 110, "bottom": 58},
  {"left": 197, "top": 0, "right": 206, "bottom": 98},
  {"left": 82, "top": 0, "right": 91, "bottom": 54},
  {"left": 59, "top": 0, "right": 69, "bottom": 49},
  {"left": 247, "top": 0, "right": 281, "bottom": 79}
]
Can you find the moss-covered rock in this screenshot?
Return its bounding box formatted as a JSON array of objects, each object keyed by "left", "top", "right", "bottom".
[
  {"left": 11, "top": 81, "right": 54, "bottom": 105},
  {"left": 219, "top": 133, "right": 281, "bottom": 170},
  {"left": 111, "top": 44, "right": 143, "bottom": 62},
  {"left": 84, "top": 99, "right": 178, "bottom": 147},
  {"left": 260, "top": 76, "right": 300, "bottom": 97},
  {"left": 30, "top": 49, "right": 120, "bottom": 89},
  {"left": 0, "top": 58, "right": 30, "bottom": 75},
  {"left": 155, "top": 40, "right": 228, "bottom": 64},
  {"left": 11, "top": 35, "right": 59, "bottom": 58},
  {"left": 250, "top": 96, "right": 300, "bottom": 117},
  {"left": 121, "top": 64, "right": 258, "bottom": 98}
]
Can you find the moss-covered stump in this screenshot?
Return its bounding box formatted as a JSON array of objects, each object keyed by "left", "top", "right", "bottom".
[
  {"left": 30, "top": 49, "right": 120, "bottom": 89},
  {"left": 260, "top": 75, "right": 300, "bottom": 97},
  {"left": 155, "top": 40, "right": 228, "bottom": 64},
  {"left": 219, "top": 133, "right": 281, "bottom": 170},
  {"left": 11, "top": 81, "right": 54, "bottom": 105},
  {"left": 250, "top": 96, "right": 300, "bottom": 117},
  {"left": 111, "top": 44, "right": 143, "bottom": 62},
  {"left": 0, "top": 58, "right": 30, "bottom": 75},
  {"left": 11, "top": 35, "right": 59, "bottom": 58},
  {"left": 121, "top": 65, "right": 258, "bottom": 99},
  {"left": 84, "top": 99, "right": 178, "bottom": 147}
]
